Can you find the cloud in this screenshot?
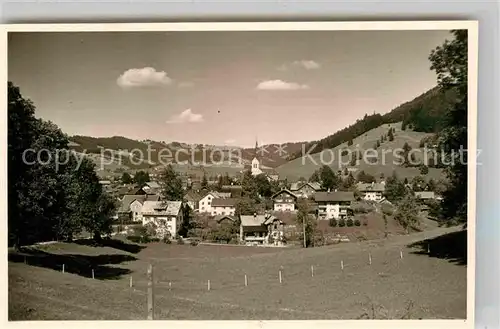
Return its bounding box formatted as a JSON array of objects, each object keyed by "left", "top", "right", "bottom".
[
  {"left": 117, "top": 67, "right": 173, "bottom": 88},
  {"left": 178, "top": 81, "right": 195, "bottom": 88},
  {"left": 166, "top": 109, "right": 204, "bottom": 124},
  {"left": 278, "top": 60, "right": 321, "bottom": 71},
  {"left": 256, "top": 79, "right": 309, "bottom": 91}
]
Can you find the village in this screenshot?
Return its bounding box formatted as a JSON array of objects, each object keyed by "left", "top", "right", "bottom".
[{"left": 105, "top": 143, "right": 443, "bottom": 248}]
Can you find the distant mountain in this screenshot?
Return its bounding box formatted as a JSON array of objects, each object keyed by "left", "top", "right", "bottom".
[{"left": 67, "top": 135, "right": 303, "bottom": 172}]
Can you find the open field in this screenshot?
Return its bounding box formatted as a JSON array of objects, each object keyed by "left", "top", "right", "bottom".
[{"left": 9, "top": 226, "right": 466, "bottom": 320}]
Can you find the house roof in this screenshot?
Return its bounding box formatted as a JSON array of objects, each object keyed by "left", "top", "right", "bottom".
[
  {"left": 141, "top": 200, "right": 183, "bottom": 216},
  {"left": 214, "top": 215, "right": 238, "bottom": 223},
  {"left": 271, "top": 189, "right": 298, "bottom": 200},
  {"left": 211, "top": 198, "right": 238, "bottom": 207},
  {"left": 183, "top": 190, "right": 203, "bottom": 202},
  {"left": 118, "top": 194, "right": 160, "bottom": 213},
  {"left": 356, "top": 182, "right": 386, "bottom": 192},
  {"left": 414, "top": 191, "right": 436, "bottom": 199},
  {"left": 313, "top": 191, "right": 355, "bottom": 202},
  {"left": 221, "top": 185, "right": 243, "bottom": 190},
  {"left": 240, "top": 213, "right": 278, "bottom": 227},
  {"left": 145, "top": 181, "right": 161, "bottom": 189},
  {"left": 290, "top": 182, "right": 322, "bottom": 191},
  {"left": 204, "top": 191, "right": 232, "bottom": 199}
]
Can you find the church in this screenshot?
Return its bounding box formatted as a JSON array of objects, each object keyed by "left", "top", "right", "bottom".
[{"left": 251, "top": 140, "right": 263, "bottom": 176}]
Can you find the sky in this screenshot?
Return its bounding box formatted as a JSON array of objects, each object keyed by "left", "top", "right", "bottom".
[{"left": 8, "top": 30, "right": 451, "bottom": 148}]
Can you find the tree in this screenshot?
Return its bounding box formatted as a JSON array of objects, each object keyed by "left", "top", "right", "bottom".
[
  {"left": 309, "top": 170, "right": 320, "bottom": 183},
  {"left": 419, "top": 164, "right": 429, "bottom": 175},
  {"left": 394, "top": 194, "right": 419, "bottom": 234},
  {"left": 347, "top": 139, "right": 353, "bottom": 146},
  {"left": 178, "top": 204, "right": 194, "bottom": 238},
  {"left": 427, "top": 178, "right": 436, "bottom": 191},
  {"left": 401, "top": 121, "right": 407, "bottom": 131},
  {"left": 8, "top": 82, "right": 115, "bottom": 247},
  {"left": 411, "top": 175, "right": 426, "bottom": 192},
  {"left": 121, "top": 172, "right": 133, "bottom": 184},
  {"left": 429, "top": 30, "right": 468, "bottom": 224},
  {"left": 319, "top": 165, "right": 340, "bottom": 191},
  {"left": 133, "top": 170, "right": 150, "bottom": 186},
  {"left": 160, "top": 164, "right": 184, "bottom": 201},
  {"left": 255, "top": 174, "right": 277, "bottom": 198},
  {"left": 384, "top": 172, "right": 408, "bottom": 203},
  {"left": 388, "top": 128, "right": 394, "bottom": 141},
  {"left": 376, "top": 140, "right": 381, "bottom": 149},
  {"left": 383, "top": 214, "right": 388, "bottom": 238},
  {"left": 343, "top": 172, "right": 355, "bottom": 189},
  {"left": 296, "top": 199, "right": 316, "bottom": 248},
  {"left": 235, "top": 197, "right": 258, "bottom": 216},
  {"left": 357, "top": 170, "right": 376, "bottom": 184},
  {"left": 241, "top": 170, "right": 259, "bottom": 201},
  {"left": 201, "top": 173, "right": 208, "bottom": 190}
]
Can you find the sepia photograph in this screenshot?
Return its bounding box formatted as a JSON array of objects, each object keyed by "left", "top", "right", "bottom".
[{"left": 5, "top": 22, "right": 476, "bottom": 323}]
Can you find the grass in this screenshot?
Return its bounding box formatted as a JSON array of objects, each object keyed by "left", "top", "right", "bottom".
[
  {"left": 276, "top": 122, "right": 444, "bottom": 181},
  {"left": 9, "top": 226, "right": 466, "bottom": 320}
]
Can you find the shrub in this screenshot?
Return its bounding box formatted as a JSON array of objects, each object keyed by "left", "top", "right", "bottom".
[
  {"left": 338, "top": 218, "right": 346, "bottom": 227},
  {"left": 353, "top": 204, "right": 370, "bottom": 214},
  {"left": 126, "top": 235, "right": 142, "bottom": 243},
  {"left": 346, "top": 218, "right": 354, "bottom": 227},
  {"left": 162, "top": 236, "right": 172, "bottom": 244},
  {"left": 354, "top": 219, "right": 361, "bottom": 226},
  {"left": 190, "top": 240, "right": 199, "bottom": 246},
  {"left": 177, "top": 237, "right": 185, "bottom": 245},
  {"left": 329, "top": 218, "right": 337, "bottom": 227},
  {"left": 150, "top": 237, "right": 160, "bottom": 242}
]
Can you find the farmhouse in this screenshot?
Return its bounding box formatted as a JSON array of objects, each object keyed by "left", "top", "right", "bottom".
[
  {"left": 290, "top": 181, "right": 322, "bottom": 198},
  {"left": 240, "top": 213, "right": 286, "bottom": 246},
  {"left": 183, "top": 190, "right": 203, "bottom": 211},
  {"left": 117, "top": 194, "right": 160, "bottom": 223},
  {"left": 198, "top": 191, "right": 232, "bottom": 214},
  {"left": 141, "top": 200, "right": 183, "bottom": 238},
  {"left": 356, "top": 182, "right": 385, "bottom": 201},
  {"left": 314, "top": 191, "right": 354, "bottom": 220},
  {"left": 211, "top": 198, "right": 237, "bottom": 216},
  {"left": 220, "top": 185, "right": 243, "bottom": 197},
  {"left": 272, "top": 189, "right": 298, "bottom": 212}
]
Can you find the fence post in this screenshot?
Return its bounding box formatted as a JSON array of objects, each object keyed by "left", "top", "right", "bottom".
[
  {"left": 341, "top": 260, "right": 344, "bottom": 270},
  {"left": 92, "top": 269, "right": 95, "bottom": 279},
  {"left": 400, "top": 250, "right": 403, "bottom": 259},
  {"left": 147, "top": 264, "right": 154, "bottom": 320},
  {"left": 62, "top": 264, "right": 65, "bottom": 273},
  {"left": 369, "top": 253, "right": 372, "bottom": 265},
  {"left": 244, "top": 274, "right": 248, "bottom": 287},
  {"left": 207, "top": 280, "right": 211, "bottom": 291},
  {"left": 130, "top": 276, "right": 133, "bottom": 288},
  {"left": 169, "top": 281, "right": 172, "bottom": 291},
  {"left": 427, "top": 244, "right": 430, "bottom": 254},
  {"left": 279, "top": 270, "right": 282, "bottom": 284},
  {"left": 311, "top": 265, "right": 314, "bottom": 277}
]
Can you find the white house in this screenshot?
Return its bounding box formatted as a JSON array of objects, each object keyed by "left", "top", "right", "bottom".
[
  {"left": 272, "top": 189, "right": 298, "bottom": 212},
  {"left": 141, "top": 201, "right": 183, "bottom": 238},
  {"left": 240, "top": 213, "right": 286, "bottom": 246},
  {"left": 314, "top": 191, "right": 355, "bottom": 220},
  {"left": 198, "top": 191, "right": 232, "bottom": 214},
  {"left": 356, "top": 182, "right": 385, "bottom": 201},
  {"left": 211, "top": 198, "right": 237, "bottom": 216}
]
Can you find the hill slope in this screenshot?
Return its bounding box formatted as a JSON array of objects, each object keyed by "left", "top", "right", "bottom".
[{"left": 276, "top": 122, "right": 444, "bottom": 181}]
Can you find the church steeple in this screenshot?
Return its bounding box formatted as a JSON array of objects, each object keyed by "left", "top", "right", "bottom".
[{"left": 254, "top": 138, "right": 259, "bottom": 159}]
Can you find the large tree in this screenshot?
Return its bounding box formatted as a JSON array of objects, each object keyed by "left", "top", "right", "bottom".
[
  {"left": 319, "top": 165, "right": 340, "bottom": 191},
  {"left": 384, "top": 171, "right": 408, "bottom": 203},
  {"left": 429, "top": 30, "right": 468, "bottom": 224},
  {"left": 159, "top": 164, "right": 184, "bottom": 201},
  {"left": 8, "top": 82, "right": 116, "bottom": 247},
  {"left": 394, "top": 193, "right": 419, "bottom": 234},
  {"left": 133, "top": 170, "right": 150, "bottom": 186},
  {"left": 296, "top": 198, "right": 317, "bottom": 248}
]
